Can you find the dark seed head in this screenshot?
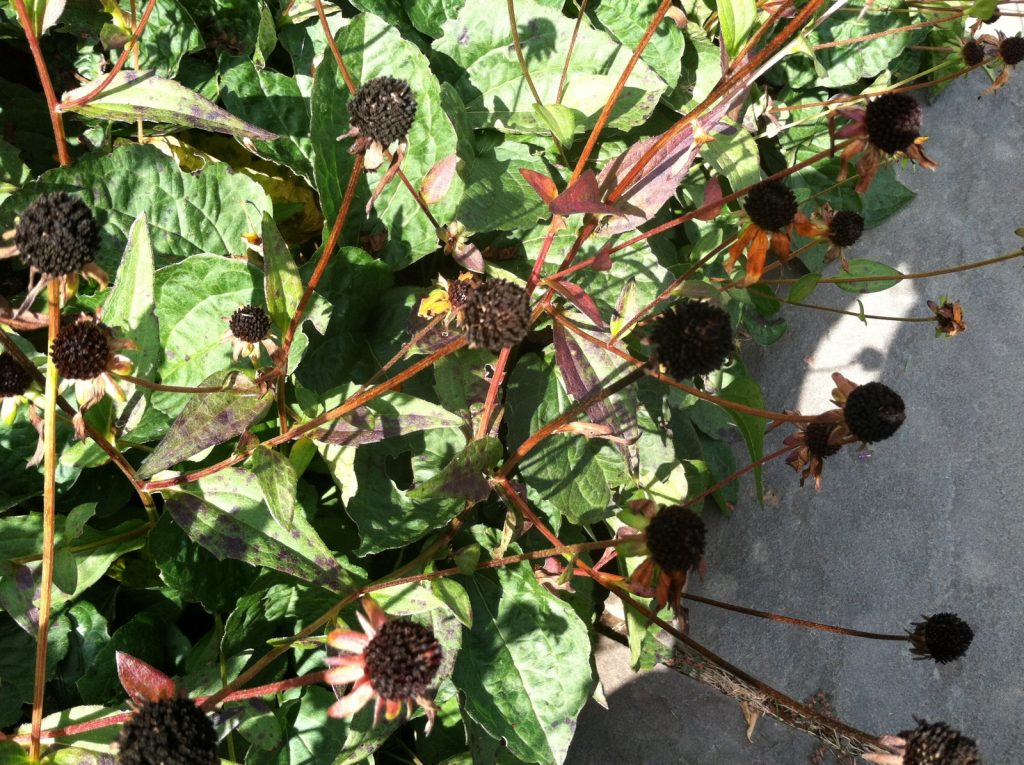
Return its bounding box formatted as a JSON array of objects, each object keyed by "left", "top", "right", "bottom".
[
  {"left": 744, "top": 180, "right": 798, "bottom": 232},
  {"left": 447, "top": 276, "right": 476, "bottom": 312},
  {"left": 463, "top": 278, "right": 531, "bottom": 352},
  {"left": 645, "top": 505, "right": 706, "bottom": 575},
  {"left": 51, "top": 319, "right": 111, "bottom": 380},
  {"left": 363, "top": 619, "right": 442, "bottom": 701},
  {"left": 117, "top": 697, "right": 219, "bottom": 765},
  {"left": 843, "top": 381, "right": 905, "bottom": 443},
  {"left": 900, "top": 720, "right": 981, "bottom": 765},
  {"left": 228, "top": 305, "right": 272, "bottom": 343},
  {"left": 349, "top": 76, "right": 417, "bottom": 147},
  {"left": 962, "top": 39, "right": 985, "bottom": 66},
  {"left": 15, "top": 192, "right": 100, "bottom": 276},
  {"left": 1000, "top": 35, "right": 1024, "bottom": 66},
  {"left": 865, "top": 93, "right": 923, "bottom": 155},
  {"left": 910, "top": 613, "right": 974, "bottom": 664},
  {"left": 804, "top": 422, "right": 841, "bottom": 459},
  {"left": 0, "top": 353, "right": 31, "bottom": 398},
  {"left": 828, "top": 211, "right": 864, "bottom": 248},
  {"left": 650, "top": 300, "right": 733, "bottom": 381}
]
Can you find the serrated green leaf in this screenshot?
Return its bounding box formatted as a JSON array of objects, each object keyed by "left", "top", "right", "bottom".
[
  {"left": 59, "top": 70, "right": 279, "bottom": 140},
  {"left": 453, "top": 553, "right": 594, "bottom": 764}
]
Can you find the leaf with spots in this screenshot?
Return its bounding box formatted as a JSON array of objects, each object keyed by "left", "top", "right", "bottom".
[{"left": 163, "top": 466, "right": 352, "bottom": 592}]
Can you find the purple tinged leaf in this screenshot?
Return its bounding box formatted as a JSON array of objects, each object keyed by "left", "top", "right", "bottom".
[
  {"left": 136, "top": 372, "right": 274, "bottom": 480},
  {"left": 548, "top": 280, "right": 605, "bottom": 328},
  {"left": 116, "top": 651, "right": 176, "bottom": 704},
  {"left": 453, "top": 242, "right": 486, "bottom": 273},
  {"left": 312, "top": 394, "right": 464, "bottom": 446},
  {"left": 408, "top": 437, "right": 502, "bottom": 502},
  {"left": 520, "top": 167, "right": 559, "bottom": 205},
  {"left": 164, "top": 467, "right": 352, "bottom": 592},
  {"left": 549, "top": 169, "right": 622, "bottom": 217},
  {"left": 420, "top": 154, "right": 460, "bottom": 205},
  {"left": 58, "top": 70, "right": 279, "bottom": 140},
  {"left": 553, "top": 324, "right": 639, "bottom": 472}
]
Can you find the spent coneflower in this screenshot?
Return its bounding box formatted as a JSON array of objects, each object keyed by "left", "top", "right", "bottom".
[
  {"left": 417, "top": 271, "right": 479, "bottom": 326},
  {"left": 727, "top": 179, "right": 810, "bottom": 285},
  {"left": 325, "top": 598, "right": 443, "bottom": 733},
  {"left": 783, "top": 418, "right": 844, "bottom": 490},
  {"left": 223, "top": 304, "right": 278, "bottom": 365},
  {"left": 50, "top": 313, "right": 135, "bottom": 437},
  {"left": 976, "top": 33, "right": 1024, "bottom": 94},
  {"left": 648, "top": 299, "right": 734, "bottom": 381},
  {"left": 337, "top": 76, "right": 418, "bottom": 215},
  {"left": 962, "top": 39, "right": 986, "bottom": 67},
  {"left": 0, "top": 192, "right": 108, "bottom": 314},
  {"left": 927, "top": 298, "right": 966, "bottom": 337},
  {"left": 794, "top": 206, "right": 865, "bottom": 268},
  {"left": 627, "top": 501, "right": 707, "bottom": 614},
  {"left": 865, "top": 719, "right": 981, "bottom": 765},
  {"left": 0, "top": 352, "right": 34, "bottom": 424},
  {"left": 835, "top": 93, "right": 937, "bottom": 192},
  {"left": 118, "top": 697, "right": 219, "bottom": 765},
  {"left": 830, "top": 373, "right": 906, "bottom": 445},
  {"left": 909, "top": 613, "right": 974, "bottom": 664},
  {"left": 462, "top": 278, "right": 531, "bottom": 352}
]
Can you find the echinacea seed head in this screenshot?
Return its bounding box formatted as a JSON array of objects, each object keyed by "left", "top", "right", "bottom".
[
  {"left": 910, "top": 613, "right": 974, "bottom": 664},
  {"left": 363, "top": 619, "right": 442, "bottom": 701},
  {"left": 865, "top": 93, "right": 923, "bottom": 155},
  {"left": 463, "top": 278, "right": 531, "bottom": 352},
  {"left": 649, "top": 300, "right": 733, "bottom": 381},
  {"left": 900, "top": 719, "right": 981, "bottom": 765},
  {"left": 645, "top": 505, "right": 706, "bottom": 575},
  {"left": 117, "top": 697, "right": 219, "bottom": 765},
  {"left": 843, "top": 381, "right": 905, "bottom": 442},
  {"left": 744, "top": 180, "right": 798, "bottom": 232},
  {"left": 1000, "top": 35, "right": 1024, "bottom": 66},
  {"left": 51, "top": 320, "right": 111, "bottom": 380},
  {"left": 0, "top": 354, "right": 31, "bottom": 398},
  {"left": 228, "top": 305, "right": 272, "bottom": 343},
  {"left": 962, "top": 39, "right": 985, "bottom": 66},
  {"left": 804, "top": 422, "right": 841, "bottom": 459},
  {"left": 349, "top": 76, "right": 417, "bottom": 147},
  {"left": 15, "top": 192, "right": 100, "bottom": 276},
  {"left": 827, "top": 211, "right": 864, "bottom": 248},
  {"left": 447, "top": 276, "right": 476, "bottom": 312}
]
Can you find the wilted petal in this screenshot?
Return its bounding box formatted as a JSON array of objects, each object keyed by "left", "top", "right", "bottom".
[
  {"left": 325, "top": 661, "right": 366, "bottom": 686},
  {"left": 327, "top": 681, "right": 376, "bottom": 720},
  {"left": 327, "top": 629, "right": 369, "bottom": 653}
]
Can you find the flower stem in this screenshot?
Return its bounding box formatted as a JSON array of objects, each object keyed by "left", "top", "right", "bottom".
[
  {"left": 114, "top": 374, "right": 230, "bottom": 393},
  {"left": 12, "top": 0, "right": 70, "bottom": 166},
  {"left": 315, "top": 0, "right": 355, "bottom": 94},
  {"left": 760, "top": 295, "right": 937, "bottom": 322},
  {"left": 813, "top": 13, "right": 963, "bottom": 50},
  {"left": 680, "top": 592, "right": 911, "bottom": 641},
  {"left": 507, "top": 0, "right": 544, "bottom": 106},
  {"left": 759, "top": 247, "right": 1024, "bottom": 286},
  {"left": 682, "top": 445, "right": 791, "bottom": 510},
  {"left": 555, "top": 0, "right": 590, "bottom": 104},
  {"left": 29, "top": 282, "right": 61, "bottom": 761}
]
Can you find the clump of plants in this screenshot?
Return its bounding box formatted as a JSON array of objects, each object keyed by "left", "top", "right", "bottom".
[{"left": 0, "top": 0, "right": 1015, "bottom": 763}]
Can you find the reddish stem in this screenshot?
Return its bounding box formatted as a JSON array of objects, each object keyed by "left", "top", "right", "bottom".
[
  {"left": 315, "top": 0, "right": 355, "bottom": 94},
  {"left": 682, "top": 444, "right": 791, "bottom": 510}
]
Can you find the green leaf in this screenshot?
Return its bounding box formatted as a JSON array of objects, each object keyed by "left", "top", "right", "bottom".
[
  {"left": 788, "top": 273, "right": 821, "bottom": 303},
  {"left": 408, "top": 437, "right": 501, "bottom": 502},
  {"left": 260, "top": 213, "right": 303, "bottom": 335},
  {"left": 432, "top": 576, "right": 473, "bottom": 627},
  {"left": 453, "top": 549, "right": 594, "bottom": 764},
  {"left": 700, "top": 123, "right": 761, "bottom": 194},
  {"left": 104, "top": 212, "right": 159, "bottom": 376},
  {"left": 59, "top": 71, "right": 279, "bottom": 140},
  {"left": 590, "top": 0, "right": 684, "bottom": 94},
  {"left": 131, "top": 0, "right": 204, "bottom": 78},
  {"left": 20, "top": 0, "right": 66, "bottom": 35},
  {"left": 457, "top": 149, "right": 548, "bottom": 232},
  {"left": 717, "top": 0, "right": 758, "bottom": 58},
  {"left": 434, "top": 0, "right": 665, "bottom": 134},
  {"left": 310, "top": 13, "right": 461, "bottom": 270},
  {"left": 153, "top": 254, "right": 263, "bottom": 417},
  {"left": 163, "top": 466, "right": 353, "bottom": 592},
  {"left": 136, "top": 372, "right": 273, "bottom": 479},
  {"left": 835, "top": 259, "right": 903, "bottom": 293},
  {"left": 709, "top": 363, "right": 766, "bottom": 502},
  {"left": 0, "top": 144, "right": 273, "bottom": 276},
  {"left": 533, "top": 103, "right": 577, "bottom": 146},
  {"left": 811, "top": 0, "right": 921, "bottom": 87},
  {"left": 250, "top": 445, "right": 299, "bottom": 529},
  {"left": 219, "top": 56, "right": 316, "bottom": 183},
  {"left": 311, "top": 390, "right": 465, "bottom": 446}
]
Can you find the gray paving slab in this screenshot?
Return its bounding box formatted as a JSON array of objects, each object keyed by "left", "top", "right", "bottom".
[{"left": 567, "top": 58, "right": 1024, "bottom": 765}]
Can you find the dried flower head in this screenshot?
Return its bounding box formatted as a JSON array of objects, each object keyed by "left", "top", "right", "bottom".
[
  {"left": 326, "top": 599, "right": 442, "bottom": 733},
  {"left": 463, "top": 278, "right": 531, "bottom": 352},
  {"left": 117, "top": 697, "right": 219, "bottom": 765},
  {"left": 794, "top": 206, "right": 863, "bottom": 267},
  {"left": 828, "top": 210, "right": 865, "bottom": 248},
  {"left": 928, "top": 298, "right": 966, "bottom": 337},
  {"left": 1, "top": 192, "right": 108, "bottom": 313},
  {"left": 222, "top": 304, "right": 278, "bottom": 366},
  {"left": 349, "top": 76, "right": 417, "bottom": 150},
  {"left": 0, "top": 352, "right": 38, "bottom": 430},
  {"left": 0, "top": 352, "right": 31, "bottom": 398},
  {"left": 649, "top": 300, "right": 733, "bottom": 381},
  {"left": 842, "top": 381, "right": 906, "bottom": 443},
  {"left": 865, "top": 93, "right": 923, "bottom": 155},
  {"left": 728, "top": 180, "right": 808, "bottom": 284},
  {"left": 629, "top": 501, "right": 707, "bottom": 613},
  {"left": 744, "top": 180, "right": 798, "bottom": 232},
  {"left": 866, "top": 719, "right": 981, "bottom": 765},
  {"left": 909, "top": 613, "right": 974, "bottom": 664},
  {"left": 962, "top": 39, "right": 985, "bottom": 66},
  {"left": 50, "top": 314, "right": 135, "bottom": 437},
  {"left": 1000, "top": 34, "right": 1024, "bottom": 66},
  {"left": 417, "top": 272, "right": 479, "bottom": 326},
  {"left": 784, "top": 419, "right": 844, "bottom": 489}
]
